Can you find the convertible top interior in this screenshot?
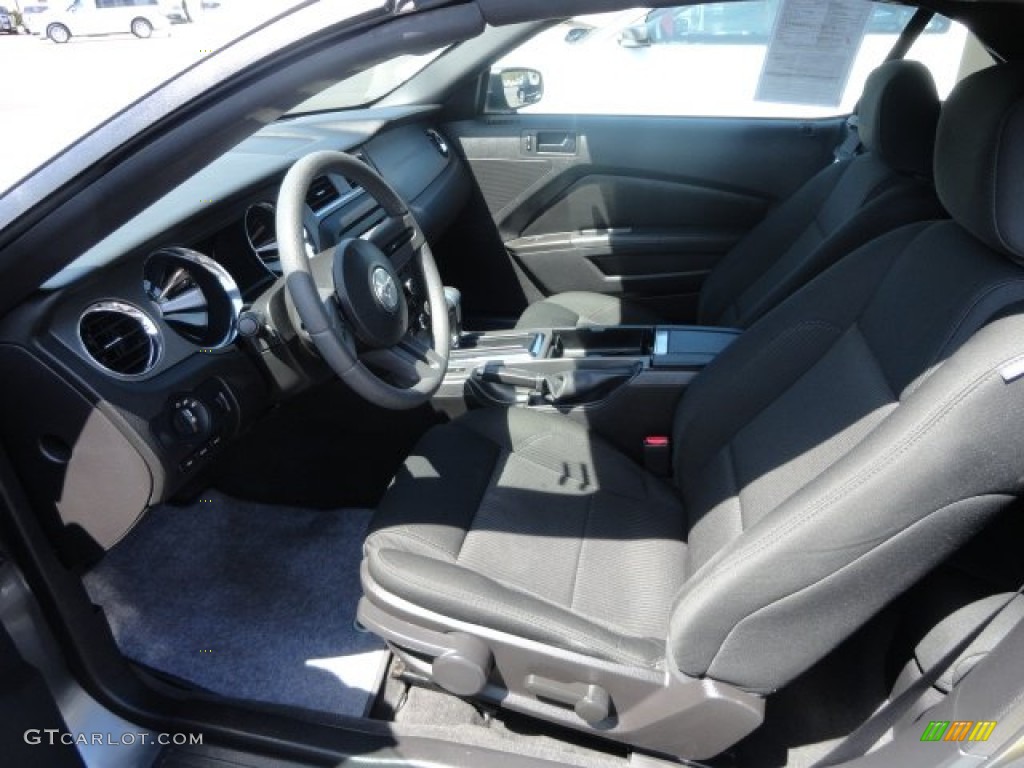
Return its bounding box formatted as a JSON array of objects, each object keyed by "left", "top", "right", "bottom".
[{"left": 3, "top": 2, "right": 1024, "bottom": 768}]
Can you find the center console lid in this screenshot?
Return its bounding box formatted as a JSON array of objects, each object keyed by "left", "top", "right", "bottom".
[
  {"left": 651, "top": 326, "right": 740, "bottom": 368},
  {"left": 546, "top": 325, "right": 739, "bottom": 368}
]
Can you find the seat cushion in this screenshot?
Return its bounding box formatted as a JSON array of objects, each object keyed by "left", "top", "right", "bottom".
[
  {"left": 364, "top": 407, "right": 687, "bottom": 667},
  {"left": 515, "top": 291, "right": 661, "bottom": 330},
  {"left": 695, "top": 156, "right": 942, "bottom": 328}
]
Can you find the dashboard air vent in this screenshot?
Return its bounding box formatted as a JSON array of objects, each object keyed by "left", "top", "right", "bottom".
[
  {"left": 79, "top": 301, "right": 161, "bottom": 377},
  {"left": 144, "top": 247, "right": 242, "bottom": 349},
  {"left": 426, "top": 129, "right": 449, "bottom": 158},
  {"left": 305, "top": 175, "right": 341, "bottom": 212}
]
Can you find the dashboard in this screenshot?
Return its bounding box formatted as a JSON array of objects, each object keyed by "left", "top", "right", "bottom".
[{"left": 0, "top": 106, "right": 470, "bottom": 561}]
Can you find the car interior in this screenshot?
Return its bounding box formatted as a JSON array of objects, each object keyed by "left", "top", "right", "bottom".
[{"left": 4, "top": 1, "right": 1024, "bottom": 767}]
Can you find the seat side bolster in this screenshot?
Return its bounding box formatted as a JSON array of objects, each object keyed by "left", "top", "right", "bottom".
[
  {"left": 730, "top": 180, "right": 944, "bottom": 328},
  {"left": 366, "top": 547, "right": 665, "bottom": 667},
  {"left": 670, "top": 318, "right": 1024, "bottom": 690},
  {"left": 366, "top": 420, "right": 501, "bottom": 561},
  {"left": 697, "top": 161, "right": 850, "bottom": 326}
]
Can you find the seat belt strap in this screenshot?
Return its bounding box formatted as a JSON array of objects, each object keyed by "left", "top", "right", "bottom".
[
  {"left": 833, "top": 115, "right": 861, "bottom": 163},
  {"left": 832, "top": 8, "right": 936, "bottom": 167},
  {"left": 885, "top": 8, "right": 935, "bottom": 62},
  {"left": 813, "top": 583, "right": 1024, "bottom": 767}
]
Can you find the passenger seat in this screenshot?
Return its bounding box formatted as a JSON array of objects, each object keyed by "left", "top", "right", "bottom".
[{"left": 516, "top": 59, "right": 944, "bottom": 331}]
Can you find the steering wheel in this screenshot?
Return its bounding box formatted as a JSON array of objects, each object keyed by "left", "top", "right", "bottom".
[{"left": 277, "top": 151, "right": 449, "bottom": 409}]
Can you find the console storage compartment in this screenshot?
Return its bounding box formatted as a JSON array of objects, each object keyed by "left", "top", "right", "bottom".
[
  {"left": 435, "top": 325, "right": 740, "bottom": 460},
  {"left": 445, "top": 331, "right": 545, "bottom": 377},
  {"left": 549, "top": 327, "right": 653, "bottom": 359}
]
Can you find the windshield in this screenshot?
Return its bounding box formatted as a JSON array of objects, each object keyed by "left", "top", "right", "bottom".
[
  {"left": 0, "top": 0, "right": 383, "bottom": 194},
  {"left": 287, "top": 47, "right": 448, "bottom": 114}
]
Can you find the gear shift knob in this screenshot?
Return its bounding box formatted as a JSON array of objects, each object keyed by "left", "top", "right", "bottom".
[{"left": 443, "top": 286, "right": 462, "bottom": 349}]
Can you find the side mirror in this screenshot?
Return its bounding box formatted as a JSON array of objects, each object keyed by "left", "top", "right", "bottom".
[
  {"left": 487, "top": 67, "right": 544, "bottom": 112},
  {"left": 564, "top": 26, "right": 590, "bottom": 43},
  {"left": 618, "top": 24, "right": 651, "bottom": 48}
]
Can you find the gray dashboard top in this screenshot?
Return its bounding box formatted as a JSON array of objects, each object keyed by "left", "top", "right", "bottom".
[{"left": 44, "top": 104, "right": 439, "bottom": 289}]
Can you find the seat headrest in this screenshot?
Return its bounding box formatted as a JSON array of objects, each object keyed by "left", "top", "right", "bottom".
[
  {"left": 935, "top": 62, "right": 1024, "bottom": 262},
  {"left": 858, "top": 59, "right": 940, "bottom": 177}
]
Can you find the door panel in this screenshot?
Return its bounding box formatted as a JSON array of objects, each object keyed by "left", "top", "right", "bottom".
[
  {"left": 446, "top": 114, "right": 842, "bottom": 324},
  {"left": 505, "top": 229, "right": 742, "bottom": 321}
]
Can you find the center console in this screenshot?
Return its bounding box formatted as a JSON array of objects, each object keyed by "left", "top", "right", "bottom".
[{"left": 435, "top": 323, "right": 740, "bottom": 463}]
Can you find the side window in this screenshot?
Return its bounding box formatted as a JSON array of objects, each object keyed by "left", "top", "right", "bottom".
[
  {"left": 94, "top": 0, "right": 157, "bottom": 7},
  {"left": 644, "top": 3, "right": 775, "bottom": 44},
  {"left": 490, "top": 1, "right": 971, "bottom": 118},
  {"left": 906, "top": 19, "right": 988, "bottom": 99}
]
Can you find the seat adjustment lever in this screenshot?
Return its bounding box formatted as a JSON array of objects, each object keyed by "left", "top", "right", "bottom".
[{"left": 524, "top": 674, "right": 611, "bottom": 724}]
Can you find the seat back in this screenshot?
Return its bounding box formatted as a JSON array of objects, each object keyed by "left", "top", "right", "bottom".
[
  {"left": 670, "top": 62, "right": 1024, "bottom": 694},
  {"left": 698, "top": 60, "right": 943, "bottom": 328}
]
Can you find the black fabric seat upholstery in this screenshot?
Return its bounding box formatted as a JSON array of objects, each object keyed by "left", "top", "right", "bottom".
[
  {"left": 515, "top": 60, "right": 943, "bottom": 331},
  {"left": 368, "top": 407, "right": 687, "bottom": 667},
  {"left": 363, "top": 62, "right": 1024, "bottom": 745}
]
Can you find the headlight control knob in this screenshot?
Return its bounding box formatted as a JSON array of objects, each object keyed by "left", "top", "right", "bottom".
[{"left": 171, "top": 396, "right": 211, "bottom": 440}]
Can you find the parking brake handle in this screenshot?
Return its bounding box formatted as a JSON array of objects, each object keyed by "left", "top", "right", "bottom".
[
  {"left": 542, "top": 368, "right": 635, "bottom": 404},
  {"left": 475, "top": 365, "right": 636, "bottom": 405},
  {"left": 477, "top": 366, "right": 546, "bottom": 391}
]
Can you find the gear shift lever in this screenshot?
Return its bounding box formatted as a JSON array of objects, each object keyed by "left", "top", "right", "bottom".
[{"left": 444, "top": 286, "right": 462, "bottom": 349}]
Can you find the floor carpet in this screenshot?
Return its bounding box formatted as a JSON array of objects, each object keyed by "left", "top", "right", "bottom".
[{"left": 83, "top": 490, "right": 387, "bottom": 717}]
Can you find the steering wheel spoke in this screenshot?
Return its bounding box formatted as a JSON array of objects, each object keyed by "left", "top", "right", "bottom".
[
  {"left": 324, "top": 295, "right": 355, "bottom": 344},
  {"left": 307, "top": 246, "right": 338, "bottom": 301},
  {"left": 361, "top": 335, "right": 444, "bottom": 389},
  {"left": 364, "top": 212, "right": 424, "bottom": 270}
]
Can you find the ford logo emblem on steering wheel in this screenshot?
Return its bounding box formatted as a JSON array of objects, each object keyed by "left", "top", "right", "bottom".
[{"left": 371, "top": 266, "right": 399, "bottom": 312}]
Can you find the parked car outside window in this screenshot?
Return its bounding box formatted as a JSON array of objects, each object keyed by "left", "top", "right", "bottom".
[
  {"left": 0, "top": 5, "right": 18, "bottom": 33},
  {"left": 20, "top": 4, "right": 51, "bottom": 34},
  {"left": 37, "top": 0, "right": 171, "bottom": 43},
  {"left": 494, "top": 1, "right": 969, "bottom": 118}
]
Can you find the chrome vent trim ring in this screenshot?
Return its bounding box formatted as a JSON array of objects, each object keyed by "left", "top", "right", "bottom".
[
  {"left": 244, "top": 202, "right": 317, "bottom": 274},
  {"left": 145, "top": 247, "right": 242, "bottom": 349},
  {"left": 244, "top": 202, "right": 280, "bottom": 272},
  {"left": 78, "top": 301, "right": 162, "bottom": 378},
  {"left": 426, "top": 129, "right": 449, "bottom": 158}
]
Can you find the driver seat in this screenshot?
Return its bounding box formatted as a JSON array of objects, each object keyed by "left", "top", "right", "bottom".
[{"left": 358, "top": 63, "right": 1024, "bottom": 759}]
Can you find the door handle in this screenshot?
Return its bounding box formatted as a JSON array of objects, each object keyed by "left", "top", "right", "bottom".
[{"left": 535, "top": 131, "right": 577, "bottom": 154}]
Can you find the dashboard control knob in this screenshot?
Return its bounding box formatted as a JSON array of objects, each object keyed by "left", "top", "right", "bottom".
[
  {"left": 237, "top": 310, "right": 264, "bottom": 338},
  {"left": 174, "top": 408, "right": 200, "bottom": 435},
  {"left": 171, "top": 397, "right": 211, "bottom": 440}
]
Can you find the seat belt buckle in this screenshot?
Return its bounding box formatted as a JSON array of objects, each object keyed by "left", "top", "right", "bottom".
[
  {"left": 833, "top": 114, "right": 861, "bottom": 163},
  {"left": 643, "top": 436, "right": 672, "bottom": 477}
]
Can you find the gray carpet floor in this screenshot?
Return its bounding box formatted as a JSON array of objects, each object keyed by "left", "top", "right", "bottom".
[
  {"left": 83, "top": 490, "right": 387, "bottom": 717},
  {"left": 393, "top": 686, "right": 628, "bottom": 768}
]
